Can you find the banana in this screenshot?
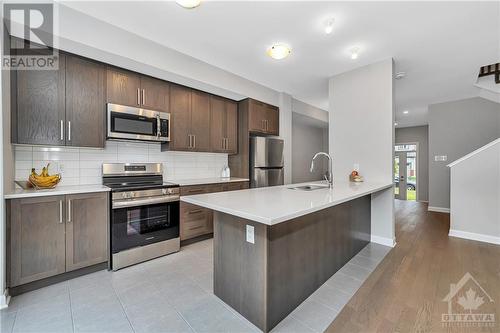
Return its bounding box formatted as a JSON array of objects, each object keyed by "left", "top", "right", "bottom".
[{"left": 28, "top": 163, "right": 61, "bottom": 188}]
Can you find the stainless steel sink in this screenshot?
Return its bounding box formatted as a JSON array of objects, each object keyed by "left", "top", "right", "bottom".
[{"left": 288, "top": 184, "right": 330, "bottom": 191}]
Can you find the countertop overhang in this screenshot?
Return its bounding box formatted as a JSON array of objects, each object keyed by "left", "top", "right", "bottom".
[
  {"left": 4, "top": 184, "right": 111, "bottom": 199},
  {"left": 181, "top": 181, "right": 393, "bottom": 225}
]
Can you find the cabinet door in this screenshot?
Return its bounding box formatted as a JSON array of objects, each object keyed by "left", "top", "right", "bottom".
[
  {"left": 66, "top": 55, "right": 105, "bottom": 148},
  {"left": 106, "top": 67, "right": 141, "bottom": 107},
  {"left": 10, "top": 196, "right": 66, "bottom": 287},
  {"left": 248, "top": 99, "right": 267, "bottom": 133},
  {"left": 140, "top": 76, "right": 169, "bottom": 112},
  {"left": 170, "top": 85, "right": 191, "bottom": 150},
  {"left": 65, "top": 192, "right": 108, "bottom": 272},
  {"left": 14, "top": 54, "right": 66, "bottom": 145},
  {"left": 191, "top": 90, "right": 211, "bottom": 152},
  {"left": 265, "top": 105, "right": 280, "bottom": 135},
  {"left": 210, "top": 96, "right": 226, "bottom": 152},
  {"left": 225, "top": 101, "right": 238, "bottom": 154}
]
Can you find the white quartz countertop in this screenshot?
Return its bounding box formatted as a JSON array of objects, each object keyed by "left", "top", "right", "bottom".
[
  {"left": 4, "top": 184, "right": 111, "bottom": 199},
  {"left": 181, "top": 181, "right": 393, "bottom": 225},
  {"left": 171, "top": 177, "right": 249, "bottom": 186}
]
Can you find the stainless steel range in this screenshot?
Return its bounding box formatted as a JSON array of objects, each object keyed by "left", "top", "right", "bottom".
[{"left": 103, "top": 163, "right": 180, "bottom": 271}]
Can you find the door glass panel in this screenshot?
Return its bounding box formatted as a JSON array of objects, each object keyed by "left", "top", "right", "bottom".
[{"left": 406, "top": 152, "right": 417, "bottom": 201}]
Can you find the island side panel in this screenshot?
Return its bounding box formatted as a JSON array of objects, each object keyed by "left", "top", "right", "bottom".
[
  {"left": 266, "top": 195, "right": 371, "bottom": 330},
  {"left": 213, "top": 211, "right": 269, "bottom": 332}
]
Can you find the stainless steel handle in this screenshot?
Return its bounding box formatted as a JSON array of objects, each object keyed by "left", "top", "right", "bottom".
[
  {"left": 68, "top": 121, "right": 71, "bottom": 141},
  {"left": 142, "top": 89, "right": 146, "bottom": 105},
  {"left": 67, "top": 199, "right": 72, "bottom": 223},
  {"left": 60, "top": 120, "right": 64, "bottom": 141},
  {"left": 112, "top": 195, "right": 179, "bottom": 209},
  {"left": 265, "top": 120, "right": 268, "bottom": 131},
  {"left": 188, "top": 134, "right": 192, "bottom": 148},
  {"left": 193, "top": 135, "right": 196, "bottom": 149},
  {"left": 59, "top": 200, "right": 63, "bottom": 223},
  {"left": 188, "top": 209, "right": 203, "bottom": 215},
  {"left": 137, "top": 88, "right": 140, "bottom": 105},
  {"left": 222, "top": 138, "right": 225, "bottom": 150},
  {"left": 156, "top": 114, "right": 161, "bottom": 137}
]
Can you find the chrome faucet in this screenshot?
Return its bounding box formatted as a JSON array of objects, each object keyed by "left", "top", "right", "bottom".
[{"left": 310, "top": 152, "right": 333, "bottom": 188}]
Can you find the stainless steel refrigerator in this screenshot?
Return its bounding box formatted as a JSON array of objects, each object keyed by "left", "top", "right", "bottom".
[{"left": 250, "top": 136, "right": 284, "bottom": 188}]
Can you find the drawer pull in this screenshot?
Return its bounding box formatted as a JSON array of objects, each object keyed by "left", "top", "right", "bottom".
[
  {"left": 188, "top": 209, "right": 203, "bottom": 215},
  {"left": 187, "top": 189, "right": 204, "bottom": 194}
]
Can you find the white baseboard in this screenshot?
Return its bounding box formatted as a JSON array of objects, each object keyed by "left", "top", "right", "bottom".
[
  {"left": 371, "top": 235, "right": 396, "bottom": 247},
  {"left": 428, "top": 206, "right": 450, "bottom": 213},
  {"left": 0, "top": 289, "right": 10, "bottom": 310},
  {"left": 449, "top": 229, "right": 500, "bottom": 245}
]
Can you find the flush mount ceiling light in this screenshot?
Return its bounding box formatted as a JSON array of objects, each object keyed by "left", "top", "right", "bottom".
[
  {"left": 324, "top": 18, "right": 335, "bottom": 34},
  {"left": 403, "top": 110, "right": 409, "bottom": 114},
  {"left": 395, "top": 71, "right": 406, "bottom": 79},
  {"left": 394, "top": 122, "right": 398, "bottom": 126},
  {"left": 176, "top": 0, "right": 201, "bottom": 9},
  {"left": 350, "top": 47, "right": 360, "bottom": 60},
  {"left": 267, "top": 43, "right": 291, "bottom": 60}
]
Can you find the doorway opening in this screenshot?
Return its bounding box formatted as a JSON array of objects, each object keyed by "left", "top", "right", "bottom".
[{"left": 394, "top": 143, "right": 417, "bottom": 201}]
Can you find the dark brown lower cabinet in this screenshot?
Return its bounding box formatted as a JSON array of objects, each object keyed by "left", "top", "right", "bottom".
[
  {"left": 65, "top": 192, "right": 108, "bottom": 272},
  {"left": 180, "top": 181, "right": 249, "bottom": 241},
  {"left": 8, "top": 192, "right": 109, "bottom": 287},
  {"left": 9, "top": 196, "right": 66, "bottom": 287}
]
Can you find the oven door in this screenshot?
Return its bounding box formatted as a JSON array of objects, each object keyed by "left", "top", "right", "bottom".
[{"left": 111, "top": 200, "right": 179, "bottom": 253}]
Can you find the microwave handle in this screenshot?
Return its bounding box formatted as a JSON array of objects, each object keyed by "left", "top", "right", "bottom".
[{"left": 156, "top": 114, "right": 161, "bottom": 138}]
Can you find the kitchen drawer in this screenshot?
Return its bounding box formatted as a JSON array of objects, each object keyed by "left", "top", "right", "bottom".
[
  {"left": 207, "top": 184, "right": 224, "bottom": 193},
  {"left": 180, "top": 185, "right": 210, "bottom": 196},
  {"left": 180, "top": 202, "right": 211, "bottom": 240},
  {"left": 223, "top": 182, "right": 249, "bottom": 192}
]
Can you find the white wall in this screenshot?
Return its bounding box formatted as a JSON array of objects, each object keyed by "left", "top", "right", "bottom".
[
  {"left": 292, "top": 113, "right": 328, "bottom": 183},
  {"left": 329, "top": 58, "right": 395, "bottom": 246},
  {"left": 449, "top": 141, "right": 500, "bottom": 244}
]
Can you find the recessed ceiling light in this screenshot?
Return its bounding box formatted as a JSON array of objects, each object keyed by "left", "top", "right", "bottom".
[
  {"left": 350, "top": 47, "right": 360, "bottom": 60},
  {"left": 395, "top": 71, "right": 406, "bottom": 79},
  {"left": 394, "top": 122, "right": 398, "bottom": 126},
  {"left": 403, "top": 110, "right": 409, "bottom": 114},
  {"left": 267, "top": 43, "right": 291, "bottom": 60},
  {"left": 176, "top": 0, "right": 201, "bottom": 9},
  {"left": 324, "top": 19, "right": 335, "bottom": 34}
]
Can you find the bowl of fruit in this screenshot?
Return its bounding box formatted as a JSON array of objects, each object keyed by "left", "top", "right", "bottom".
[
  {"left": 349, "top": 170, "right": 364, "bottom": 182},
  {"left": 28, "top": 164, "right": 61, "bottom": 189}
]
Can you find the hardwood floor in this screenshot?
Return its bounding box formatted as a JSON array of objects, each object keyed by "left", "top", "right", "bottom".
[{"left": 326, "top": 200, "right": 500, "bottom": 333}]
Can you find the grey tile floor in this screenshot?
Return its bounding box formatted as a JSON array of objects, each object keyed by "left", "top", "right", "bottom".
[{"left": 0, "top": 239, "right": 391, "bottom": 333}]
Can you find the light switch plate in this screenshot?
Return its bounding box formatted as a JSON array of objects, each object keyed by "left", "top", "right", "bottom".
[
  {"left": 434, "top": 155, "right": 447, "bottom": 162},
  {"left": 246, "top": 225, "right": 255, "bottom": 244}
]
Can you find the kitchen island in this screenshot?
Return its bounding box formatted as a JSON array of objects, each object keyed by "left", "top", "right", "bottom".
[{"left": 182, "top": 181, "right": 393, "bottom": 332}]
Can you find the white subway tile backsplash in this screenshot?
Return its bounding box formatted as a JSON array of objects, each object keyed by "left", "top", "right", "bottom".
[{"left": 14, "top": 141, "right": 229, "bottom": 185}]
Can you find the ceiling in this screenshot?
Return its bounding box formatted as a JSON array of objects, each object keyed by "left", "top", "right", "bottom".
[{"left": 62, "top": 1, "right": 499, "bottom": 127}]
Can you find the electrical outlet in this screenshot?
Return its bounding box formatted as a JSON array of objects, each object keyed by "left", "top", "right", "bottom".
[
  {"left": 434, "top": 155, "right": 447, "bottom": 162},
  {"left": 246, "top": 225, "right": 255, "bottom": 244}
]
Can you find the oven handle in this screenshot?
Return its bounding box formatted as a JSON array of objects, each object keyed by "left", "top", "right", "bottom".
[{"left": 112, "top": 195, "right": 179, "bottom": 209}]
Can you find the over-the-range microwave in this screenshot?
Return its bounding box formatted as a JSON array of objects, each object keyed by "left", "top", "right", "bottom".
[{"left": 107, "top": 103, "right": 170, "bottom": 143}]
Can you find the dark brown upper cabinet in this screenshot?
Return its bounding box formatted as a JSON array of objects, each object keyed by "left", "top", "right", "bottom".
[
  {"left": 12, "top": 53, "right": 66, "bottom": 146},
  {"left": 106, "top": 67, "right": 169, "bottom": 112},
  {"left": 66, "top": 56, "right": 105, "bottom": 148},
  {"left": 210, "top": 96, "right": 238, "bottom": 154},
  {"left": 169, "top": 85, "right": 211, "bottom": 152},
  {"left": 248, "top": 99, "right": 279, "bottom": 136},
  {"left": 12, "top": 51, "right": 107, "bottom": 148}
]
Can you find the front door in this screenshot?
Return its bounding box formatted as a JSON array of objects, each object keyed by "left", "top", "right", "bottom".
[{"left": 394, "top": 151, "right": 407, "bottom": 200}]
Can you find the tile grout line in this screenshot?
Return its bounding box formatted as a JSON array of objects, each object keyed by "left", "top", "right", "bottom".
[
  {"left": 108, "top": 278, "right": 136, "bottom": 333},
  {"left": 67, "top": 282, "right": 76, "bottom": 333}
]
